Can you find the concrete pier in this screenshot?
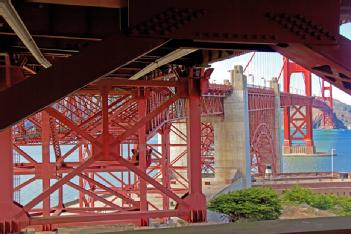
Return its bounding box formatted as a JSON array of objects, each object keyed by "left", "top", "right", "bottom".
[
  {"left": 270, "top": 78, "right": 282, "bottom": 173},
  {"left": 211, "top": 65, "right": 251, "bottom": 192}
]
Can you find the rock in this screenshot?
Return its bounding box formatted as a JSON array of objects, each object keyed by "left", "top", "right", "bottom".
[{"left": 207, "top": 210, "right": 231, "bottom": 224}]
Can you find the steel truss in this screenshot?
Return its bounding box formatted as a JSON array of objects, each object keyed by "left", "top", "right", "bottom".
[
  {"left": 0, "top": 59, "right": 335, "bottom": 232},
  {"left": 248, "top": 87, "right": 277, "bottom": 175},
  {"left": 0, "top": 67, "right": 230, "bottom": 232}
]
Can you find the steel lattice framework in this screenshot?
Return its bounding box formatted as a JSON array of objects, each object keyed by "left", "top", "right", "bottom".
[
  {"left": 0, "top": 1, "right": 348, "bottom": 232},
  {"left": 248, "top": 86, "right": 277, "bottom": 175},
  {"left": 4, "top": 67, "right": 231, "bottom": 232},
  {"left": 2, "top": 63, "right": 335, "bottom": 232},
  {"left": 0, "top": 57, "right": 335, "bottom": 232}
]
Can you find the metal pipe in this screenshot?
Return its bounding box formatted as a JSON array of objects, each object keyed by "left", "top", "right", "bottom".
[
  {"left": 0, "top": 0, "right": 51, "bottom": 68},
  {"left": 129, "top": 49, "right": 197, "bottom": 80}
]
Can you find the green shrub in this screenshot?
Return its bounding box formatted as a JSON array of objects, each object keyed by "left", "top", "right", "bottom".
[
  {"left": 208, "top": 187, "right": 282, "bottom": 222},
  {"left": 333, "top": 196, "right": 351, "bottom": 215},
  {"left": 281, "top": 185, "right": 314, "bottom": 204},
  {"left": 282, "top": 186, "right": 345, "bottom": 211},
  {"left": 308, "top": 194, "right": 336, "bottom": 210}
]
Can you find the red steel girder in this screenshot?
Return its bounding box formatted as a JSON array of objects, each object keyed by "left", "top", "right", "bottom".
[
  {"left": 274, "top": 36, "right": 351, "bottom": 96},
  {"left": 8, "top": 69, "right": 212, "bottom": 231},
  {"left": 129, "top": 0, "right": 351, "bottom": 96},
  {"left": 0, "top": 36, "right": 167, "bottom": 130},
  {"left": 129, "top": 0, "right": 339, "bottom": 45}
]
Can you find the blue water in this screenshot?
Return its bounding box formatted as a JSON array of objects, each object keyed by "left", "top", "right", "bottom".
[{"left": 283, "top": 129, "right": 351, "bottom": 173}]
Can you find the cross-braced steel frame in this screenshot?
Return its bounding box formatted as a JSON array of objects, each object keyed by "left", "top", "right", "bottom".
[{"left": 1, "top": 66, "right": 229, "bottom": 232}]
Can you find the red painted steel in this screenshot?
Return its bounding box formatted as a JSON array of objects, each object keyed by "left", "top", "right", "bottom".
[
  {"left": 248, "top": 87, "right": 277, "bottom": 175},
  {"left": 283, "top": 58, "right": 315, "bottom": 154},
  {"left": 321, "top": 81, "right": 334, "bottom": 129},
  {"left": 2, "top": 63, "right": 334, "bottom": 232},
  {"left": 7, "top": 68, "right": 220, "bottom": 232},
  {"left": 0, "top": 1, "right": 348, "bottom": 232}
]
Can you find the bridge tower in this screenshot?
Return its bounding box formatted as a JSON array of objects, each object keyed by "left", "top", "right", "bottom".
[
  {"left": 283, "top": 58, "right": 316, "bottom": 154},
  {"left": 321, "top": 81, "right": 334, "bottom": 129}
]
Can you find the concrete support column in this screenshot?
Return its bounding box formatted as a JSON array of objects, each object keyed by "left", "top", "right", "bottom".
[
  {"left": 270, "top": 78, "right": 282, "bottom": 173},
  {"left": 213, "top": 65, "right": 251, "bottom": 188}
]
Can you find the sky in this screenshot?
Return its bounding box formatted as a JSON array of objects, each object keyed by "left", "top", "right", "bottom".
[{"left": 210, "top": 23, "right": 351, "bottom": 105}]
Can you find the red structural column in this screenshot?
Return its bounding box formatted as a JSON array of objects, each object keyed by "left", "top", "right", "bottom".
[
  {"left": 184, "top": 73, "right": 206, "bottom": 222},
  {"left": 78, "top": 144, "right": 84, "bottom": 208},
  {"left": 0, "top": 56, "right": 28, "bottom": 233},
  {"left": 0, "top": 128, "right": 29, "bottom": 232},
  {"left": 304, "top": 71, "right": 314, "bottom": 149},
  {"left": 283, "top": 57, "right": 291, "bottom": 152},
  {"left": 41, "top": 112, "right": 51, "bottom": 218},
  {"left": 0, "top": 57, "right": 13, "bottom": 222},
  {"left": 101, "top": 87, "right": 110, "bottom": 160},
  {"left": 138, "top": 88, "right": 149, "bottom": 226},
  {"left": 322, "top": 81, "right": 334, "bottom": 129},
  {"left": 161, "top": 125, "right": 171, "bottom": 212},
  {"left": 0, "top": 128, "right": 15, "bottom": 225}
]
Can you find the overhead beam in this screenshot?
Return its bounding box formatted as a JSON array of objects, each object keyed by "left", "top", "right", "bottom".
[
  {"left": 0, "top": 35, "right": 166, "bottom": 130},
  {"left": 273, "top": 35, "right": 351, "bottom": 96},
  {"left": 92, "top": 78, "right": 183, "bottom": 88},
  {"left": 27, "top": 0, "right": 128, "bottom": 8}
]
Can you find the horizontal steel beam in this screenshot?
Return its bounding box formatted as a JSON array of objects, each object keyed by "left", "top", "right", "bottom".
[{"left": 92, "top": 78, "right": 184, "bottom": 88}]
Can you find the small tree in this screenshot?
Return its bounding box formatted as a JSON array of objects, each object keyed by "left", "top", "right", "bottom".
[{"left": 208, "top": 187, "right": 282, "bottom": 222}]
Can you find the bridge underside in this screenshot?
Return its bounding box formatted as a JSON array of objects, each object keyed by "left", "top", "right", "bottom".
[
  {"left": 0, "top": 0, "right": 351, "bottom": 129},
  {"left": 0, "top": 0, "right": 350, "bottom": 232}
]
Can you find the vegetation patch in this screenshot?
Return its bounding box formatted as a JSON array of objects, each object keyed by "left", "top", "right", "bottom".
[
  {"left": 282, "top": 185, "right": 351, "bottom": 215},
  {"left": 208, "top": 187, "right": 282, "bottom": 222},
  {"left": 208, "top": 186, "right": 351, "bottom": 223}
]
